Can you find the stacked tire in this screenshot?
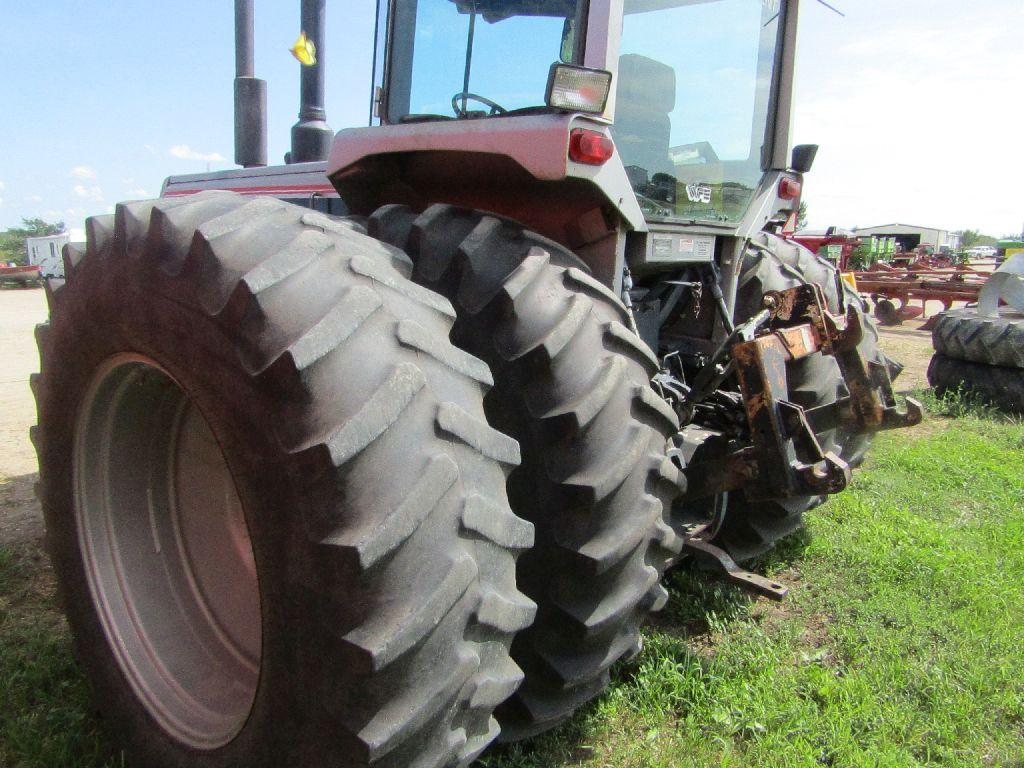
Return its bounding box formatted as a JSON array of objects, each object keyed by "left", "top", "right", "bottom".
[{"left": 929, "top": 307, "right": 1024, "bottom": 413}]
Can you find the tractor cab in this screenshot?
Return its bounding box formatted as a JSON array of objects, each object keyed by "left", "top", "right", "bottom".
[
  {"left": 382, "top": 0, "right": 786, "bottom": 226},
  {"left": 331, "top": 0, "right": 806, "bottom": 293}
]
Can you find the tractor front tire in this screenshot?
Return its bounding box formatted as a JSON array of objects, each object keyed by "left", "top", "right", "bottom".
[
  {"left": 32, "top": 192, "right": 534, "bottom": 768},
  {"left": 367, "top": 205, "right": 683, "bottom": 741}
]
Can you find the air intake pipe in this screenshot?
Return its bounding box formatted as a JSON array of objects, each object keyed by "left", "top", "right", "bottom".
[
  {"left": 289, "top": 0, "right": 333, "bottom": 163},
  {"left": 233, "top": 0, "right": 268, "bottom": 168}
]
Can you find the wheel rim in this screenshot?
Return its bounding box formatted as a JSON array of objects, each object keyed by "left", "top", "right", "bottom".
[{"left": 74, "top": 355, "right": 261, "bottom": 749}]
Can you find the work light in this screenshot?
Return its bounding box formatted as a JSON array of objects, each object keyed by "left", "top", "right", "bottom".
[{"left": 545, "top": 64, "right": 613, "bottom": 114}]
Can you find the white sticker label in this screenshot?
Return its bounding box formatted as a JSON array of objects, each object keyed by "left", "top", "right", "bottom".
[
  {"left": 678, "top": 236, "right": 714, "bottom": 259},
  {"left": 684, "top": 182, "right": 713, "bottom": 204},
  {"left": 648, "top": 234, "right": 716, "bottom": 263},
  {"left": 653, "top": 237, "right": 674, "bottom": 256}
]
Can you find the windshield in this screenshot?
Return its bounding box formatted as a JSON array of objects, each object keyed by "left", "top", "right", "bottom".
[
  {"left": 386, "top": 0, "right": 587, "bottom": 122},
  {"left": 613, "top": 0, "right": 784, "bottom": 223}
]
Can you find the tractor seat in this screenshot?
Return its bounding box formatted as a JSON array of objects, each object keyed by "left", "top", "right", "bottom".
[{"left": 612, "top": 53, "right": 677, "bottom": 184}]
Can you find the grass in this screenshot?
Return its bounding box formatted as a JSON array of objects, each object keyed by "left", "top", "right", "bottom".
[
  {"left": 0, "top": 545, "right": 118, "bottom": 767},
  {"left": 2, "top": 393, "right": 1023, "bottom": 767}
]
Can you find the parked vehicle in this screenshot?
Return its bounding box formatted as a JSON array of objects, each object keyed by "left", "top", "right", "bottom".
[
  {"left": 966, "top": 245, "right": 997, "bottom": 259},
  {"left": 32, "top": 1, "right": 920, "bottom": 765},
  {"left": 26, "top": 232, "right": 70, "bottom": 279}
]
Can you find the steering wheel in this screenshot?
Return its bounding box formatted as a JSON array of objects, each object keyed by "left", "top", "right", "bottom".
[{"left": 451, "top": 92, "right": 508, "bottom": 118}]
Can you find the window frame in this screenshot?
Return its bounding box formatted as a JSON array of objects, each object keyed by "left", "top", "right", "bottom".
[{"left": 377, "top": 0, "right": 592, "bottom": 125}]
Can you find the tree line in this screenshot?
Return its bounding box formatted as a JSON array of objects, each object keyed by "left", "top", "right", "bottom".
[{"left": 0, "top": 218, "right": 65, "bottom": 265}]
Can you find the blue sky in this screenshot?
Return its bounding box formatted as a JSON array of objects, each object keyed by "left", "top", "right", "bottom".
[
  {"left": 0, "top": 1, "right": 377, "bottom": 236},
  {"left": 1, "top": 1, "right": 1021, "bottom": 237}
]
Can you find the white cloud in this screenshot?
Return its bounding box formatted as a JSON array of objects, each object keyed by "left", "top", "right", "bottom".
[
  {"left": 792, "top": 3, "right": 1024, "bottom": 236},
  {"left": 170, "top": 144, "right": 225, "bottom": 163},
  {"left": 0, "top": 180, "right": 6, "bottom": 191},
  {"left": 73, "top": 184, "right": 104, "bottom": 202},
  {"left": 69, "top": 227, "right": 86, "bottom": 241},
  {"left": 126, "top": 186, "right": 151, "bottom": 198},
  {"left": 70, "top": 165, "right": 97, "bottom": 179},
  {"left": 26, "top": 194, "right": 43, "bottom": 203},
  {"left": 0, "top": 197, "right": 4, "bottom": 208},
  {"left": 65, "top": 207, "right": 87, "bottom": 218}
]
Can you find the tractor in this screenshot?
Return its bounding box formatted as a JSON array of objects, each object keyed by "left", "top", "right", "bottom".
[{"left": 31, "top": 0, "right": 921, "bottom": 765}]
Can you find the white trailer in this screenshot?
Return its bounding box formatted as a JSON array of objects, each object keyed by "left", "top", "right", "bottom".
[{"left": 26, "top": 232, "right": 70, "bottom": 278}]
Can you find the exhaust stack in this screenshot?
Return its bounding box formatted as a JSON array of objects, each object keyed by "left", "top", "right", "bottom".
[
  {"left": 289, "top": 0, "right": 333, "bottom": 164},
  {"left": 234, "top": 0, "right": 267, "bottom": 168}
]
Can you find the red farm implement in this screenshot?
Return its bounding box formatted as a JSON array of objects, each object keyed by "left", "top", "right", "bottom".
[
  {"left": 854, "top": 260, "right": 994, "bottom": 328},
  {"left": 792, "top": 229, "right": 860, "bottom": 270},
  {"left": 0, "top": 263, "right": 41, "bottom": 287}
]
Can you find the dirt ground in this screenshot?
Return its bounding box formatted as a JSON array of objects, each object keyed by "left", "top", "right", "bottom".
[
  {"left": 877, "top": 299, "right": 960, "bottom": 395},
  {"left": 0, "top": 286, "right": 943, "bottom": 546},
  {"left": 0, "top": 287, "right": 49, "bottom": 544},
  {"left": 878, "top": 324, "right": 932, "bottom": 394}
]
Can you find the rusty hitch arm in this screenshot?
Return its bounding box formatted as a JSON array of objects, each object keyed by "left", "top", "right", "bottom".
[
  {"left": 682, "top": 284, "right": 921, "bottom": 504},
  {"left": 773, "top": 284, "right": 924, "bottom": 433}
]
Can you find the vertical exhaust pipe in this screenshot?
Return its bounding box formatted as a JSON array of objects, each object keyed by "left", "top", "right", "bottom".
[
  {"left": 289, "top": 0, "right": 332, "bottom": 164},
  {"left": 234, "top": 0, "right": 267, "bottom": 168}
]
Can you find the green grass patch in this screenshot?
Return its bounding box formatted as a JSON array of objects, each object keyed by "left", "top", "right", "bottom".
[
  {"left": 0, "top": 545, "right": 120, "bottom": 767},
  {"left": 3, "top": 399, "right": 1023, "bottom": 766},
  {"left": 486, "top": 400, "right": 1024, "bottom": 767}
]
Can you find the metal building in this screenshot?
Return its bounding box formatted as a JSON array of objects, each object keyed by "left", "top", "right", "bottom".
[{"left": 853, "top": 223, "right": 960, "bottom": 254}]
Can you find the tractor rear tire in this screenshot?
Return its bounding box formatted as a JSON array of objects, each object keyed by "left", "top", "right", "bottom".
[
  {"left": 367, "top": 204, "right": 683, "bottom": 741},
  {"left": 928, "top": 354, "right": 1024, "bottom": 414},
  {"left": 715, "top": 233, "right": 886, "bottom": 561},
  {"left": 32, "top": 192, "right": 534, "bottom": 768},
  {"left": 931, "top": 307, "right": 1024, "bottom": 368}
]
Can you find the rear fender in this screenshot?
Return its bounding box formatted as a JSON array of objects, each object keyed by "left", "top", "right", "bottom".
[{"left": 327, "top": 114, "right": 643, "bottom": 287}]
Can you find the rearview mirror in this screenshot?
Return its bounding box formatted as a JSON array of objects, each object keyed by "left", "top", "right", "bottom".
[{"left": 791, "top": 144, "right": 819, "bottom": 173}]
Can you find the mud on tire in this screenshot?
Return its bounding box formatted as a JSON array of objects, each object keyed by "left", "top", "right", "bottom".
[
  {"left": 32, "top": 192, "right": 534, "bottom": 768},
  {"left": 367, "top": 204, "right": 683, "bottom": 741}
]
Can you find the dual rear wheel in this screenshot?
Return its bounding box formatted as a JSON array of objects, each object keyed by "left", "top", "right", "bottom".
[{"left": 33, "top": 193, "right": 682, "bottom": 767}]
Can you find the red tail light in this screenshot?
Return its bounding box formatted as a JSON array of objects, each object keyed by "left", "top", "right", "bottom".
[
  {"left": 779, "top": 177, "right": 802, "bottom": 200},
  {"left": 568, "top": 129, "right": 614, "bottom": 166}
]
